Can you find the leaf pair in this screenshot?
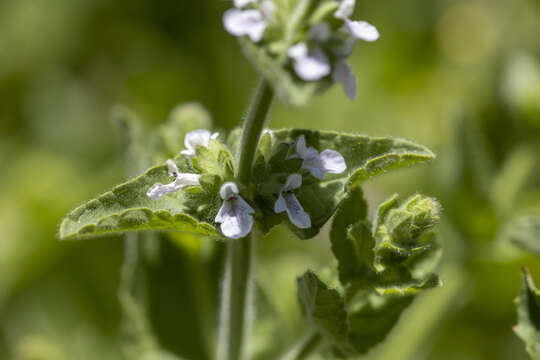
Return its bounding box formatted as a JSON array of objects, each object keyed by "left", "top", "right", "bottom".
[
  {"left": 297, "top": 188, "right": 442, "bottom": 357},
  {"left": 58, "top": 119, "right": 435, "bottom": 242}
]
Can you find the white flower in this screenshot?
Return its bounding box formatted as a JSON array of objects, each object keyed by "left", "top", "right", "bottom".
[
  {"left": 291, "top": 135, "right": 347, "bottom": 179},
  {"left": 335, "top": 0, "right": 355, "bottom": 20},
  {"left": 234, "top": 0, "right": 255, "bottom": 7},
  {"left": 274, "top": 174, "right": 311, "bottom": 229},
  {"left": 335, "top": 0, "right": 379, "bottom": 42},
  {"left": 288, "top": 42, "right": 331, "bottom": 81},
  {"left": 223, "top": 0, "right": 274, "bottom": 42},
  {"left": 342, "top": 20, "right": 379, "bottom": 42},
  {"left": 215, "top": 182, "right": 255, "bottom": 239},
  {"left": 181, "top": 129, "right": 219, "bottom": 157},
  {"left": 147, "top": 160, "right": 201, "bottom": 200},
  {"left": 332, "top": 59, "right": 357, "bottom": 99}
]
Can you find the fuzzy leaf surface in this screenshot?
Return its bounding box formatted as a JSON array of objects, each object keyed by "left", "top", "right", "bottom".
[
  {"left": 256, "top": 129, "right": 435, "bottom": 239},
  {"left": 270, "top": 129, "right": 436, "bottom": 187},
  {"left": 58, "top": 164, "right": 219, "bottom": 240},
  {"left": 330, "top": 186, "right": 370, "bottom": 284},
  {"left": 297, "top": 271, "right": 352, "bottom": 355}
]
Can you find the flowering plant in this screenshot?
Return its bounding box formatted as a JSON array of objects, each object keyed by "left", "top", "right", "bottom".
[{"left": 58, "top": 1, "right": 443, "bottom": 359}]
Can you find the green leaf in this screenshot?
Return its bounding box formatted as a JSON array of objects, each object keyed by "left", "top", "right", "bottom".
[
  {"left": 330, "top": 187, "right": 369, "bottom": 284},
  {"left": 346, "top": 291, "right": 413, "bottom": 354},
  {"left": 297, "top": 271, "right": 353, "bottom": 355},
  {"left": 270, "top": 129, "right": 436, "bottom": 187},
  {"left": 191, "top": 140, "right": 235, "bottom": 180},
  {"left": 373, "top": 194, "right": 441, "bottom": 272},
  {"left": 514, "top": 268, "right": 540, "bottom": 360},
  {"left": 293, "top": 179, "right": 346, "bottom": 239},
  {"left": 58, "top": 165, "right": 219, "bottom": 240},
  {"left": 296, "top": 270, "right": 416, "bottom": 357},
  {"left": 297, "top": 192, "right": 443, "bottom": 356},
  {"left": 255, "top": 129, "right": 434, "bottom": 239},
  {"left": 504, "top": 214, "right": 540, "bottom": 256}
]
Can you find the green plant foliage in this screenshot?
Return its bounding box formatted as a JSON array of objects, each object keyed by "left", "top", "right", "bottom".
[
  {"left": 59, "top": 126, "right": 435, "bottom": 242},
  {"left": 514, "top": 269, "right": 540, "bottom": 360},
  {"left": 297, "top": 190, "right": 442, "bottom": 356},
  {"left": 57, "top": 164, "right": 219, "bottom": 240},
  {"left": 346, "top": 291, "right": 414, "bottom": 354},
  {"left": 59, "top": 103, "right": 227, "bottom": 241},
  {"left": 297, "top": 271, "right": 352, "bottom": 354},
  {"left": 270, "top": 129, "right": 436, "bottom": 187},
  {"left": 504, "top": 215, "right": 540, "bottom": 256},
  {"left": 255, "top": 129, "right": 435, "bottom": 238},
  {"left": 329, "top": 186, "right": 369, "bottom": 284}
]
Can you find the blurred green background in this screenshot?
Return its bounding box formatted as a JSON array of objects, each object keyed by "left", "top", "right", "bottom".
[{"left": 1, "top": 0, "right": 540, "bottom": 359}]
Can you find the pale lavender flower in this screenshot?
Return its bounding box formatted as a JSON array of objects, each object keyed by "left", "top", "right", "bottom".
[
  {"left": 274, "top": 174, "right": 311, "bottom": 229},
  {"left": 223, "top": 0, "right": 275, "bottom": 42},
  {"left": 291, "top": 135, "right": 346, "bottom": 179},
  {"left": 234, "top": 0, "right": 255, "bottom": 7},
  {"left": 288, "top": 42, "right": 331, "bottom": 81},
  {"left": 147, "top": 160, "right": 201, "bottom": 200},
  {"left": 335, "top": 0, "right": 379, "bottom": 42},
  {"left": 215, "top": 182, "right": 255, "bottom": 239},
  {"left": 181, "top": 129, "right": 219, "bottom": 157},
  {"left": 332, "top": 59, "right": 357, "bottom": 99}
]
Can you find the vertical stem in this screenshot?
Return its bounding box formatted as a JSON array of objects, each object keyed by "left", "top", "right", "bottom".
[
  {"left": 236, "top": 79, "right": 275, "bottom": 186},
  {"left": 218, "top": 79, "right": 275, "bottom": 360},
  {"left": 218, "top": 234, "right": 254, "bottom": 360}
]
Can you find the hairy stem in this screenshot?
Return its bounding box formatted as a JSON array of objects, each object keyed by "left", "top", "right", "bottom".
[
  {"left": 236, "top": 79, "right": 275, "bottom": 185},
  {"left": 218, "top": 79, "right": 275, "bottom": 360},
  {"left": 280, "top": 331, "right": 323, "bottom": 360}
]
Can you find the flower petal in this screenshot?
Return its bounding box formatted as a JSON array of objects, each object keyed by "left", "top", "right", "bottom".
[
  {"left": 166, "top": 159, "right": 179, "bottom": 177},
  {"left": 146, "top": 182, "right": 178, "bottom": 200},
  {"left": 259, "top": 0, "right": 276, "bottom": 19},
  {"left": 295, "top": 135, "right": 309, "bottom": 158},
  {"left": 215, "top": 200, "right": 232, "bottom": 223},
  {"left": 288, "top": 42, "right": 308, "bottom": 60},
  {"left": 293, "top": 50, "right": 331, "bottom": 81},
  {"left": 343, "top": 20, "right": 379, "bottom": 42},
  {"left": 223, "top": 9, "right": 267, "bottom": 42},
  {"left": 284, "top": 193, "right": 311, "bottom": 229},
  {"left": 183, "top": 129, "right": 212, "bottom": 155},
  {"left": 221, "top": 212, "right": 254, "bottom": 239},
  {"left": 174, "top": 173, "right": 201, "bottom": 187},
  {"left": 284, "top": 173, "right": 302, "bottom": 191},
  {"left": 215, "top": 199, "right": 254, "bottom": 239},
  {"left": 302, "top": 162, "right": 326, "bottom": 179},
  {"left": 320, "top": 150, "right": 347, "bottom": 174},
  {"left": 274, "top": 194, "right": 287, "bottom": 213},
  {"left": 335, "top": 0, "right": 355, "bottom": 19},
  {"left": 332, "top": 60, "right": 357, "bottom": 100},
  {"left": 235, "top": 0, "right": 255, "bottom": 7},
  {"left": 220, "top": 182, "right": 239, "bottom": 200},
  {"left": 237, "top": 197, "right": 255, "bottom": 214}
]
